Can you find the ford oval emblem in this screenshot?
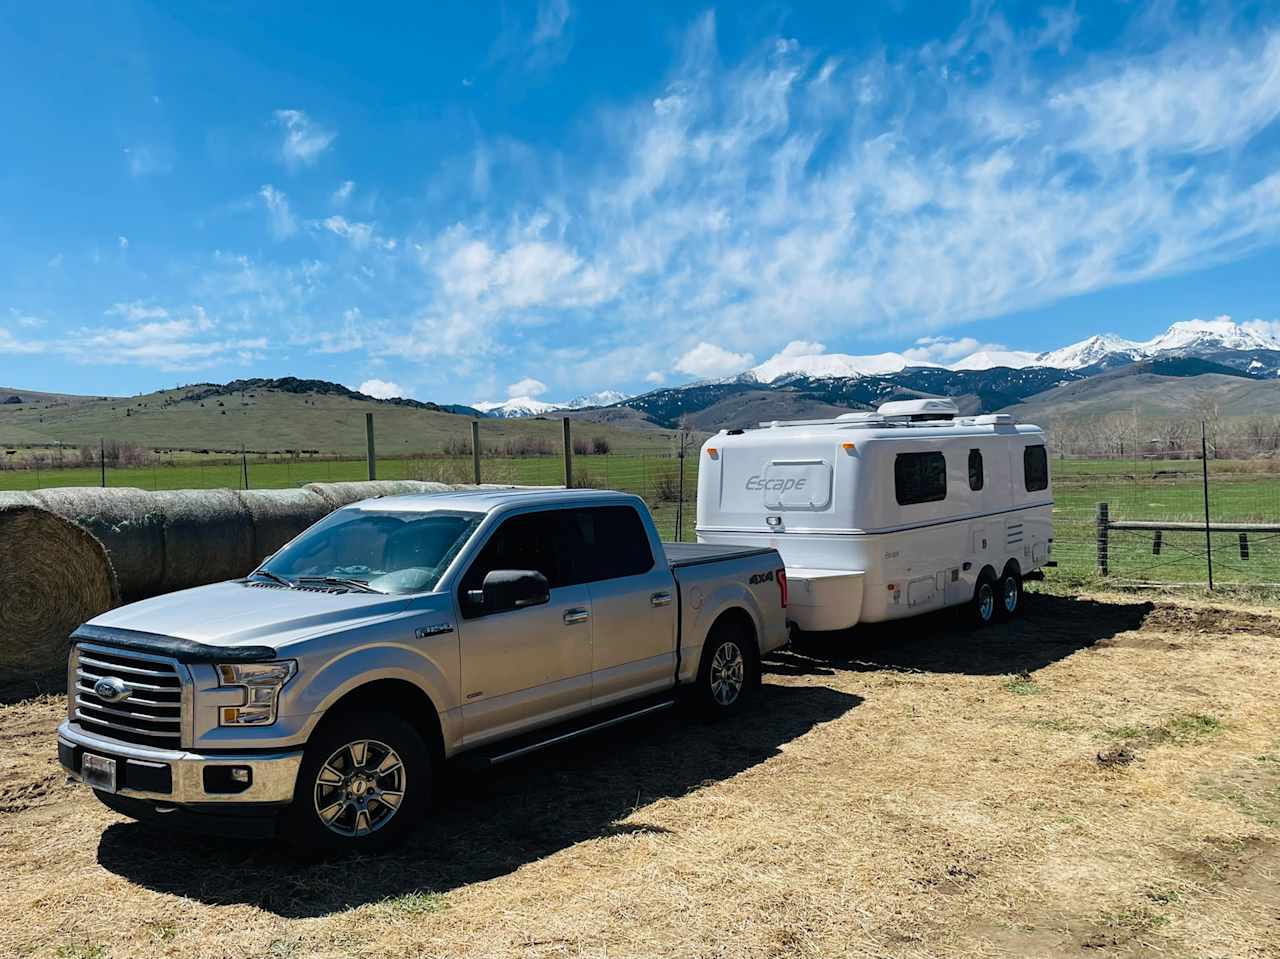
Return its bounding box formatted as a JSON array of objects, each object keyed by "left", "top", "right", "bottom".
[{"left": 93, "top": 676, "right": 131, "bottom": 703}]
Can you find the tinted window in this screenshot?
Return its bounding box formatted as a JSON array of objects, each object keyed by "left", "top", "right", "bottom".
[
  {"left": 968, "top": 449, "right": 984, "bottom": 491},
  {"left": 894, "top": 451, "right": 947, "bottom": 506},
  {"left": 462, "top": 512, "right": 567, "bottom": 595},
  {"left": 1024, "top": 444, "right": 1049, "bottom": 492},
  {"left": 461, "top": 505, "right": 655, "bottom": 598}
]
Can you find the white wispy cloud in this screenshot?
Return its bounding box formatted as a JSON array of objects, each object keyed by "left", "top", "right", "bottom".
[
  {"left": 318, "top": 215, "right": 395, "bottom": 251},
  {"left": 400, "top": 10, "right": 1280, "bottom": 389},
  {"left": 258, "top": 185, "right": 297, "bottom": 239},
  {"left": 123, "top": 144, "right": 173, "bottom": 177},
  {"left": 273, "top": 109, "right": 336, "bottom": 167},
  {"left": 506, "top": 376, "right": 547, "bottom": 398},
  {"left": 904, "top": 336, "right": 1010, "bottom": 364},
  {"left": 357, "top": 378, "right": 404, "bottom": 399},
  {"left": 674, "top": 342, "right": 755, "bottom": 379},
  {"left": 531, "top": 0, "right": 570, "bottom": 45},
  {"left": 62, "top": 306, "right": 266, "bottom": 371},
  {"left": 332, "top": 180, "right": 355, "bottom": 205}
]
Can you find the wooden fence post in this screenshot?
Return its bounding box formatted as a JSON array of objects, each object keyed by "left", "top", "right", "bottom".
[
  {"left": 471, "top": 420, "right": 481, "bottom": 485},
  {"left": 562, "top": 417, "right": 573, "bottom": 488},
  {"left": 1096, "top": 502, "right": 1109, "bottom": 576}
]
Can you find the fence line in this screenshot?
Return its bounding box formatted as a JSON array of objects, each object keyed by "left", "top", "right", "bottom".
[{"left": 6, "top": 417, "right": 1280, "bottom": 585}]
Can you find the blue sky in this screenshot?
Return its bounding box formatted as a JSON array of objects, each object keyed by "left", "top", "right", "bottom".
[{"left": 2, "top": 1, "right": 1280, "bottom": 405}]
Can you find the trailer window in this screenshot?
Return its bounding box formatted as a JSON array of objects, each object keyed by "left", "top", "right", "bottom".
[
  {"left": 968, "top": 449, "right": 984, "bottom": 491},
  {"left": 1023, "top": 445, "right": 1049, "bottom": 492},
  {"left": 895, "top": 452, "right": 947, "bottom": 505}
]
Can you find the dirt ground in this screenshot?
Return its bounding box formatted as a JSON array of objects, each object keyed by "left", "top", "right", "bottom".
[{"left": 1, "top": 584, "right": 1278, "bottom": 959}]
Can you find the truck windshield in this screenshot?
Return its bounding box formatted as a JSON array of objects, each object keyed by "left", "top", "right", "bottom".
[{"left": 259, "top": 508, "right": 483, "bottom": 595}]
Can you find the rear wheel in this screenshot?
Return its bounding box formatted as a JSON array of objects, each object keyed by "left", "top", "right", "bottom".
[
  {"left": 693, "top": 620, "right": 758, "bottom": 717},
  {"left": 997, "top": 567, "right": 1023, "bottom": 620},
  {"left": 284, "top": 710, "right": 429, "bottom": 855},
  {"left": 970, "top": 572, "right": 997, "bottom": 628}
]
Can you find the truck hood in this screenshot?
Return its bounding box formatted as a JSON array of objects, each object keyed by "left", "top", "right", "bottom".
[{"left": 86, "top": 580, "right": 416, "bottom": 649}]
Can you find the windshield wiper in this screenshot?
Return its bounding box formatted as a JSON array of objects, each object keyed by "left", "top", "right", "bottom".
[
  {"left": 296, "top": 576, "right": 382, "bottom": 594},
  {"left": 250, "top": 570, "right": 295, "bottom": 589}
]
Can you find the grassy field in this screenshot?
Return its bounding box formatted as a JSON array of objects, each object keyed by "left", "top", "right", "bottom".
[{"left": 1, "top": 584, "right": 1277, "bottom": 957}]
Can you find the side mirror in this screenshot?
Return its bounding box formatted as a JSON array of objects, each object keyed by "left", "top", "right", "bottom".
[{"left": 479, "top": 569, "right": 549, "bottom": 613}]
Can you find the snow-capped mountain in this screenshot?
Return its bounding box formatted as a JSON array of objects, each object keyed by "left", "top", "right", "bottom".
[
  {"left": 472, "top": 396, "right": 562, "bottom": 418},
  {"left": 473, "top": 390, "right": 630, "bottom": 418},
  {"left": 745, "top": 318, "right": 1280, "bottom": 383},
  {"left": 564, "top": 390, "right": 628, "bottom": 409}
]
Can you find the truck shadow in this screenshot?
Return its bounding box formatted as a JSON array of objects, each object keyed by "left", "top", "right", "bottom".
[
  {"left": 766, "top": 590, "right": 1155, "bottom": 678},
  {"left": 96, "top": 682, "right": 861, "bottom": 917}
]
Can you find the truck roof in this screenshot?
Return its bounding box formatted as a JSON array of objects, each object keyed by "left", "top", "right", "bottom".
[{"left": 344, "top": 486, "right": 638, "bottom": 514}]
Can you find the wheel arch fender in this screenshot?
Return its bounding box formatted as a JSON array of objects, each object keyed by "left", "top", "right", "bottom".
[
  {"left": 287, "top": 644, "right": 454, "bottom": 758},
  {"left": 679, "top": 586, "right": 764, "bottom": 683}
]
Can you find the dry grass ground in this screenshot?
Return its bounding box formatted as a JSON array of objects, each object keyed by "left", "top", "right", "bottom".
[{"left": 1, "top": 585, "right": 1278, "bottom": 958}]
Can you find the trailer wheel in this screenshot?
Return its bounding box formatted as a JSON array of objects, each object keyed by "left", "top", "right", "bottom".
[
  {"left": 970, "top": 571, "right": 997, "bottom": 628},
  {"left": 693, "top": 619, "right": 758, "bottom": 717},
  {"left": 997, "top": 567, "right": 1023, "bottom": 620},
  {"left": 284, "top": 710, "right": 430, "bottom": 856}
]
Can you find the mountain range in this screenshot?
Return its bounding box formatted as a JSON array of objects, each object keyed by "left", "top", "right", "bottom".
[{"left": 547, "top": 319, "right": 1280, "bottom": 430}]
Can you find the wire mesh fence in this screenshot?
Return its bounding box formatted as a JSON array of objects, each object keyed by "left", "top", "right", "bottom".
[{"left": 6, "top": 417, "right": 1280, "bottom": 585}]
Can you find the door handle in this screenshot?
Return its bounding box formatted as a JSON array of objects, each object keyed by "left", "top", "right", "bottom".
[
  {"left": 650, "top": 591, "right": 673, "bottom": 607},
  {"left": 563, "top": 607, "right": 591, "bottom": 625}
]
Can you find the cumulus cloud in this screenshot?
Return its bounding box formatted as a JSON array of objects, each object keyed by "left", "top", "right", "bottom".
[
  {"left": 273, "top": 109, "right": 336, "bottom": 167},
  {"left": 506, "top": 376, "right": 548, "bottom": 398},
  {"left": 258, "top": 185, "right": 297, "bottom": 239},
  {"left": 674, "top": 342, "right": 754, "bottom": 379},
  {"left": 358, "top": 378, "right": 405, "bottom": 399},
  {"left": 65, "top": 305, "right": 264, "bottom": 371},
  {"left": 903, "top": 336, "right": 1007, "bottom": 364},
  {"left": 644, "top": 370, "right": 665, "bottom": 385}
]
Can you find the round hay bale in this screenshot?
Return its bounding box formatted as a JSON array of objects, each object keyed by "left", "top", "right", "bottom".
[
  {"left": 236, "top": 488, "right": 332, "bottom": 562},
  {"left": 31, "top": 487, "right": 164, "bottom": 600},
  {"left": 151, "top": 489, "right": 254, "bottom": 592},
  {"left": 0, "top": 504, "right": 118, "bottom": 684},
  {"left": 305, "top": 480, "right": 454, "bottom": 510}
]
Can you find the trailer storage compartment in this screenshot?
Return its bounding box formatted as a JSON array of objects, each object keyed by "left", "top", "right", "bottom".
[{"left": 785, "top": 568, "right": 864, "bottom": 632}]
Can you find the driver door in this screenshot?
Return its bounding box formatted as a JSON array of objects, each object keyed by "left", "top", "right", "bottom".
[{"left": 456, "top": 510, "right": 593, "bottom": 746}]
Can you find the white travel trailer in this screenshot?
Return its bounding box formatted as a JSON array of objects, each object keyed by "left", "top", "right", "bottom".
[{"left": 695, "top": 399, "right": 1053, "bottom": 632}]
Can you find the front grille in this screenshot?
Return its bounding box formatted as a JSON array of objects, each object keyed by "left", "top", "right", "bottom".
[{"left": 72, "top": 643, "right": 185, "bottom": 749}]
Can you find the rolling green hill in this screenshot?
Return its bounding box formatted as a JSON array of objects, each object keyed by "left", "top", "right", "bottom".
[{"left": 0, "top": 380, "right": 676, "bottom": 457}]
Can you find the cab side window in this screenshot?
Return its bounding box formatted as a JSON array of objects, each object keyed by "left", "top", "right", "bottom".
[
  {"left": 968, "top": 449, "right": 984, "bottom": 491},
  {"left": 1023, "top": 444, "right": 1049, "bottom": 492},
  {"left": 461, "top": 512, "right": 564, "bottom": 601}
]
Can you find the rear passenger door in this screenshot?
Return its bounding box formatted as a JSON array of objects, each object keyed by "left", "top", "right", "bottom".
[
  {"left": 456, "top": 510, "right": 594, "bottom": 745},
  {"left": 570, "top": 506, "right": 678, "bottom": 707}
]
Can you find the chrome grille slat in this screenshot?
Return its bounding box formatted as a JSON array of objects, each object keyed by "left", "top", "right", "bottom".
[
  {"left": 74, "top": 698, "right": 182, "bottom": 725},
  {"left": 75, "top": 669, "right": 178, "bottom": 694},
  {"left": 74, "top": 683, "right": 177, "bottom": 708},
  {"left": 77, "top": 655, "right": 180, "bottom": 680},
  {"left": 69, "top": 643, "right": 186, "bottom": 749}
]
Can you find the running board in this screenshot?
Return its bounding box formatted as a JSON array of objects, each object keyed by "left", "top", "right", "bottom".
[{"left": 466, "top": 699, "right": 677, "bottom": 768}]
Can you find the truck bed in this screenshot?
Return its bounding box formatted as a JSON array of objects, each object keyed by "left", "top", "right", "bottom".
[{"left": 662, "top": 542, "right": 777, "bottom": 569}]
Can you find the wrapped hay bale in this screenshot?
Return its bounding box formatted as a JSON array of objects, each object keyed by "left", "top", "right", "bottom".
[
  {"left": 151, "top": 489, "right": 255, "bottom": 592},
  {"left": 236, "top": 487, "right": 332, "bottom": 562},
  {"left": 31, "top": 487, "right": 164, "bottom": 600},
  {"left": 305, "top": 480, "right": 455, "bottom": 510},
  {"left": 0, "top": 503, "right": 118, "bottom": 684}
]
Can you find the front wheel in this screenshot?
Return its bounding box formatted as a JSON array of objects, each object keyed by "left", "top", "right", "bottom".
[
  {"left": 284, "top": 710, "right": 429, "bottom": 855},
  {"left": 693, "top": 621, "right": 758, "bottom": 717}
]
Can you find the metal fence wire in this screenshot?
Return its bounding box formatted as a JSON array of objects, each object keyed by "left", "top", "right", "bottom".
[{"left": 6, "top": 417, "right": 1280, "bottom": 587}]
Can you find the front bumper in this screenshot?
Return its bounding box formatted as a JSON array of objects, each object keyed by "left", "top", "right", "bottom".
[{"left": 58, "top": 720, "right": 303, "bottom": 805}]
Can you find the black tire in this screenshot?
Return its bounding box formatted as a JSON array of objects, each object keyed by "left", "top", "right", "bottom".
[
  {"left": 970, "top": 571, "right": 998, "bottom": 628},
  {"left": 284, "top": 710, "right": 430, "bottom": 855},
  {"left": 997, "top": 567, "right": 1023, "bottom": 620},
  {"left": 693, "top": 619, "right": 758, "bottom": 717}
]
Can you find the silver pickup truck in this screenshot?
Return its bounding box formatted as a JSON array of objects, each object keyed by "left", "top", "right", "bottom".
[{"left": 58, "top": 488, "right": 788, "bottom": 852}]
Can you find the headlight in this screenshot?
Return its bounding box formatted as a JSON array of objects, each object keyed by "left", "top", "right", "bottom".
[{"left": 217, "top": 661, "right": 296, "bottom": 726}]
